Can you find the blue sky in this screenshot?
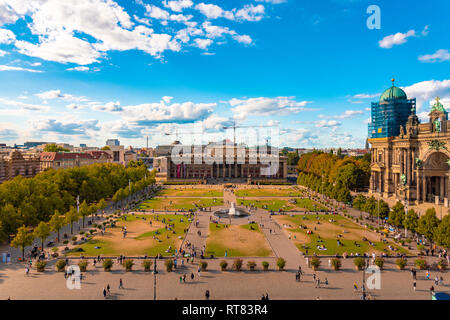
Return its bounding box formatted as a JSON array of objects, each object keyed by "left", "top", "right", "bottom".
[{"left": 0, "top": 0, "right": 449, "bottom": 148}]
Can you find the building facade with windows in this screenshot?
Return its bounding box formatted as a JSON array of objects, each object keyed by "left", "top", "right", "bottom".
[
  {"left": 368, "top": 88, "right": 450, "bottom": 206},
  {"left": 0, "top": 150, "right": 40, "bottom": 183}
]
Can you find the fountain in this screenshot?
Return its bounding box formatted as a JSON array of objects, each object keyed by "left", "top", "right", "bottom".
[{"left": 213, "top": 202, "right": 249, "bottom": 219}]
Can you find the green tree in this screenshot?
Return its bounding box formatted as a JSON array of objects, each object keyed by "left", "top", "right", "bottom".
[
  {"left": 287, "top": 152, "right": 300, "bottom": 166},
  {"left": 98, "top": 198, "right": 107, "bottom": 210},
  {"left": 65, "top": 206, "right": 79, "bottom": 234},
  {"left": 11, "top": 225, "right": 34, "bottom": 261},
  {"left": 388, "top": 201, "right": 405, "bottom": 227},
  {"left": 79, "top": 200, "right": 90, "bottom": 228},
  {"left": 0, "top": 204, "right": 22, "bottom": 242},
  {"left": 101, "top": 146, "right": 111, "bottom": 150},
  {"left": 417, "top": 208, "right": 440, "bottom": 244},
  {"left": 403, "top": 209, "right": 419, "bottom": 234},
  {"left": 34, "top": 221, "right": 50, "bottom": 250},
  {"left": 44, "top": 144, "right": 70, "bottom": 152},
  {"left": 435, "top": 215, "right": 450, "bottom": 248},
  {"left": 49, "top": 210, "right": 65, "bottom": 241}
]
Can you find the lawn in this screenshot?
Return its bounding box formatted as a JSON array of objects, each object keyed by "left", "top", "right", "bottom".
[
  {"left": 160, "top": 188, "right": 223, "bottom": 197},
  {"left": 237, "top": 199, "right": 294, "bottom": 212},
  {"left": 205, "top": 223, "right": 273, "bottom": 257},
  {"left": 274, "top": 214, "right": 410, "bottom": 256},
  {"left": 138, "top": 197, "right": 223, "bottom": 211},
  {"left": 294, "top": 198, "right": 328, "bottom": 211},
  {"left": 234, "top": 188, "right": 304, "bottom": 197},
  {"left": 67, "top": 214, "right": 191, "bottom": 257}
]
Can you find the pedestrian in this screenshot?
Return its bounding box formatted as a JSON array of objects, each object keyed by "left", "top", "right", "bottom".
[
  {"left": 413, "top": 281, "right": 416, "bottom": 291},
  {"left": 261, "top": 294, "right": 265, "bottom": 300},
  {"left": 324, "top": 278, "right": 328, "bottom": 287},
  {"left": 119, "top": 278, "right": 123, "bottom": 289},
  {"left": 430, "top": 285, "right": 434, "bottom": 295},
  {"left": 107, "top": 283, "right": 110, "bottom": 294},
  {"left": 191, "top": 272, "right": 194, "bottom": 281},
  {"left": 265, "top": 293, "right": 269, "bottom": 300},
  {"left": 103, "top": 288, "right": 107, "bottom": 299},
  {"left": 205, "top": 290, "right": 210, "bottom": 300},
  {"left": 353, "top": 282, "right": 358, "bottom": 291}
]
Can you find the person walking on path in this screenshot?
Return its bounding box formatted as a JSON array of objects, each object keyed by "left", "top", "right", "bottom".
[
  {"left": 205, "top": 290, "right": 210, "bottom": 300},
  {"left": 413, "top": 281, "right": 417, "bottom": 291},
  {"left": 119, "top": 278, "right": 123, "bottom": 289},
  {"left": 107, "top": 284, "right": 110, "bottom": 294},
  {"left": 102, "top": 288, "right": 107, "bottom": 299},
  {"left": 353, "top": 282, "right": 358, "bottom": 292},
  {"left": 191, "top": 272, "right": 194, "bottom": 281}
]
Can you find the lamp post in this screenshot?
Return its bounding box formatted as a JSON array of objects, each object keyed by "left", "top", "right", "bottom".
[
  {"left": 153, "top": 257, "right": 158, "bottom": 300},
  {"left": 376, "top": 188, "right": 380, "bottom": 229},
  {"left": 404, "top": 200, "right": 408, "bottom": 238}
]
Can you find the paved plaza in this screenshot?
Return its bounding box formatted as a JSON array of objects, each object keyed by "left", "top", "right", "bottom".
[{"left": 0, "top": 184, "right": 448, "bottom": 300}]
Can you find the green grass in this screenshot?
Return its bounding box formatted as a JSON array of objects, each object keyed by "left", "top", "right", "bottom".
[
  {"left": 205, "top": 223, "right": 272, "bottom": 257},
  {"left": 294, "top": 198, "right": 328, "bottom": 211},
  {"left": 281, "top": 214, "right": 410, "bottom": 256},
  {"left": 235, "top": 188, "right": 304, "bottom": 197},
  {"left": 160, "top": 188, "right": 223, "bottom": 197},
  {"left": 237, "top": 199, "right": 294, "bottom": 211},
  {"left": 67, "top": 214, "right": 191, "bottom": 257},
  {"left": 138, "top": 197, "right": 223, "bottom": 211}
]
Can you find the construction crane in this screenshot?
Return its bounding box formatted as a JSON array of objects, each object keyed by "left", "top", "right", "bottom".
[{"left": 222, "top": 121, "right": 278, "bottom": 148}]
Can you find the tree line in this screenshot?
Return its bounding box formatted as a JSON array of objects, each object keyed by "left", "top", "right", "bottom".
[
  {"left": 296, "top": 150, "right": 371, "bottom": 203},
  {"left": 0, "top": 162, "right": 155, "bottom": 243}
]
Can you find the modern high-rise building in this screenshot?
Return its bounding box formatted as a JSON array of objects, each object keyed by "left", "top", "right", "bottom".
[{"left": 106, "top": 139, "right": 120, "bottom": 147}]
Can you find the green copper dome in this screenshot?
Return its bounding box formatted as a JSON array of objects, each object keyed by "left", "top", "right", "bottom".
[{"left": 380, "top": 79, "right": 407, "bottom": 102}]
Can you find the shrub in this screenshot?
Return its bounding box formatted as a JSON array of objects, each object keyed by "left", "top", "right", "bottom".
[
  {"left": 165, "top": 259, "right": 174, "bottom": 272},
  {"left": 415, "top": 258, "right": 428, "bottom": 270},
  {"left": 199, "top": 261, "right": 208, "bottom": 271},
  {"left": 55, "top": 259, "right": 66, "bottom": 272},
  {"left": 374, "top": 257, "right": 384, "bottom": 270},
  {"left": 71, "top": 236, "right": 77, "bottom": 242},
  {"left": 311, "top": 257, "right": 321, "bottom": 271},
  {"left": 89, "top": 230, "right": 95, "bottom": 234},
  {"left": 396, "top": 258, "right": 407, "bottom": 270},
  {"left": 78, "top": 260, "right": 88, "bottom": 272},
  {"left": 79, "top": 231, "right": 85, "bottom": 235},
  {"left": 233, "top": 258, "right": 243, "bottom": 271},
  {"left": 438, "top": 259, "right": 448, "bottom": 270},
  {"left": 277, "top": 257, "right": 286, "bottom": 271},
  {"left": 103, "top": 259, "right": 113, "bottom": 271},
  {"left": 36, "top": 261, "right": 47, "bottom": 272},
  {"left": 220, "top": 260, "right": 228, "bottom": 271},
  {"left": 51, "top": 247, "right": 59, "bottom": 252},
  {"left": 247, "top": 261, "right": 257, "bottom": 271},
  {"left": 123, "top": 259, "right": 134, "bottom": 271},
  {"left": 63, "top": 240, "right": 69, "bottom": 245},
  {"left": 331, "top": 258, "right": 341, "bottom": 271},
  {"left": 262, "top": 261, "right": 269, "bottom": 271},
  {"left": 354, "top": 257, "right": 365, "bottom": 270},
  {"left": 417, "top": 244, "right": 425, "bottom": 251},
  {"left": 143, "top": 260, "right": 153, "bottom": 272}
]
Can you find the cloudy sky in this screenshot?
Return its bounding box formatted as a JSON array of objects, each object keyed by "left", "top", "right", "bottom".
[{"left": 0, "top": 0, "right": 449, "bottom": 148}]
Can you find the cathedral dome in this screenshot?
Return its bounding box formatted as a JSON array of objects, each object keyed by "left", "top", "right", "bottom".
[{"left": 380, "top": 79, "right": 407, "bottom": 102}]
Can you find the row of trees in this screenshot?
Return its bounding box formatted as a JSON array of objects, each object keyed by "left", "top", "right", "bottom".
[
  {"left": 352, "top": 194, "right": 449, "bottom": 248},
  {"left": 0, "top": 162, "right": 155, "bottom": 242},
  {"left": 296, "top": 151, "right": 371, "bottom": 202}
]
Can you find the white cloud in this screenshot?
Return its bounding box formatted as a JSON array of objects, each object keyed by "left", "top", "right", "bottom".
[
  {"left": 121, "top": 101, "right": 216, "bottom": 124},
  {"left": 0, "top": 28, "right": 15, "bottom": 44},
  {"left": 230, "top": 97, "right": 311, "bottom": 120},
  {"left": 194, "top": 38, "right": 213, "bottom": 49},
  {"left": 418, "top": 49, "right": 450, "bottom": 63},
  {"left": 162, "top": 0, "right": 193, "bottom": 12},
  {"left": 235, "top": 4, "right": 265, "bottom": 22},
  {"left": 315, "top": 120, "right": 341, "bottom": 128},
  {"left": 232, "top": 34, "right": 252, "bottom": 44},
  {"left": 0, "top": 65, "right": 42, "bottom": 73},
  {"left": 0, "top": 50, "right": 8, "bottom": 57},
  {"left": 352, "top": 93, "right": 379, "bottom": 99},
  {"left": 379, "top": 30, "right": 416, "bottom": 49},
  {"left": 91, "top": 101, "right": 122, "bottom": 112},
  {"left": 66, "top": 103, "right": 82, "bottom": 110},
  {"left": 35, "top": 89, "right": 87, "bottom": 102},
  {"left": 195, "top": 3, "right": 229, "bottom": 20},
  {"left": 402, "top": 79, "right": 450, "bottom": 111},
  {"left": 162, "top": 96, "right": 173, "bottom": 104},
  {"left": 67, "top": 66, "right": 90, "bottom": 72},
  {"left": 0, "top": 97, "right": 50, "bottom": 112},
  {"left": 0, "top": 2, "right": 19, "bottom": 26},
  {"left": 31, "top": 119, "right": 100, "bottom": 135},
  {"left": 200, "top": 114, "right": 234, "bottom": 132},
  {"left": 256, "top": 0, "right": 286, "bottom": 3}
]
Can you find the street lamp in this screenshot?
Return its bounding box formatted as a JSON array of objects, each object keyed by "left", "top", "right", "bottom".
[
  {"left": 153, "top": 257, "right": 158, "bottom": 300},
  {"left": 404, "top": 200, "right": 408, "bottom": 238},
  {"left": 376, "top": 188, "right": 380, "bottom": 229}
]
